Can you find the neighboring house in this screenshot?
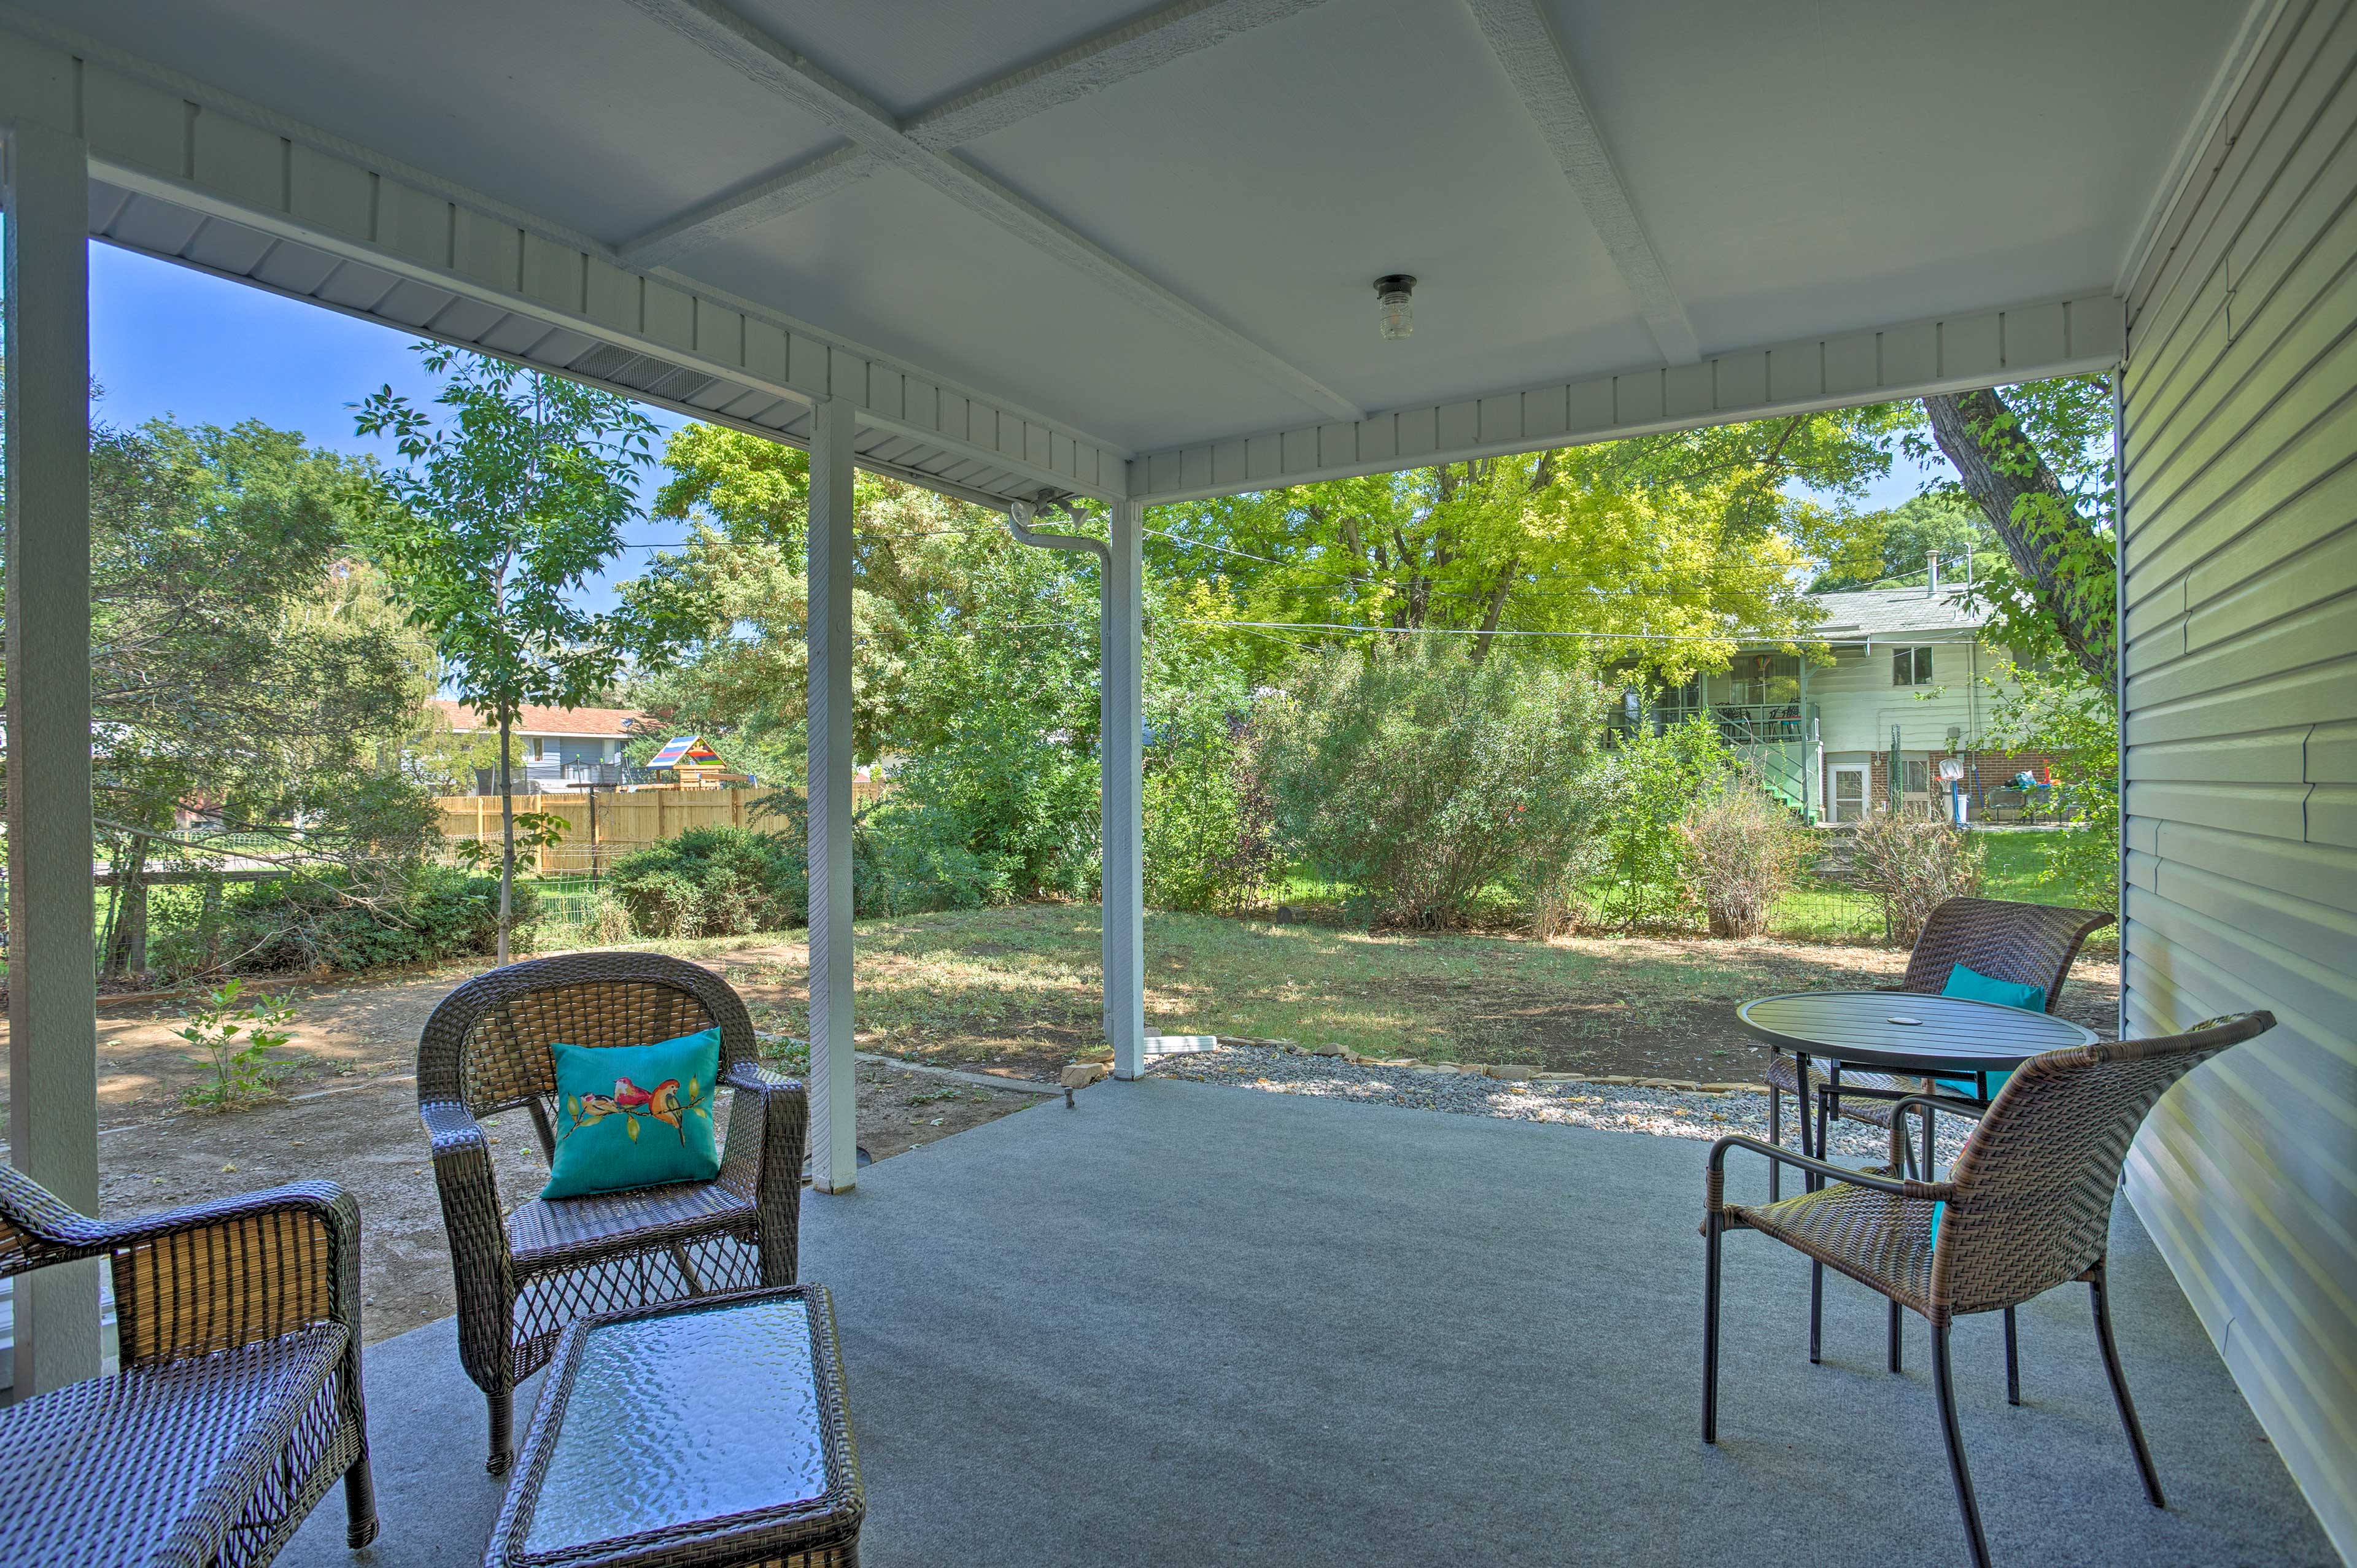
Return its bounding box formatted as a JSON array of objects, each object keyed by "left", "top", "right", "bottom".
[
  {"left": 425, "top": 700, "right": 648, "bottom": 794},
  {"left": 1643, "top": 582, "right": 2055, "bottom": 824}
]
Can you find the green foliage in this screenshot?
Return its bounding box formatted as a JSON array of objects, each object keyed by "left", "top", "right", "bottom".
[
  {"left": 158, "top": 865, "right": 521, "bottom": 977},
  {"left": 622, "top": 423, "right": 1007, "bottom": 769},
  {"left": 1809, "top": 492, "right": 1999, "bottom": 592},
  {"left": 1850, "top": 813, "right": 1984, "bottom": 946},
  {"left": 1590, "top": 719, "right": 1740, "bottom": 929},
  {"left": 1678, "top": 773, "right": 1811, "bottom": 938},
  {"left": 174, "top": 978, "right": 298, "bottom": 1110},
  {"left": 355, "top": 347, "right": 676, "bottom": 956},
  {"left": 1260, "top": 639, "right": 1608, "bottom": 928},
  {"left": 1984, "top": 662, "right": 2118, "bottom": 909},
  {"left": 454, "top": 809, "right": 567, "bottom": 870},
  {"left": 876, "top": 539, "right": 1105, "bottom": 903},
  {"left": 606, "top": 827, "right": 807, "bottom": 939}
]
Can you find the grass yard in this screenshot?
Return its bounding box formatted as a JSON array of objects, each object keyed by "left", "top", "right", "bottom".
[{"left": 711, "top": 903, "right": 2117, "bottom": 1084}]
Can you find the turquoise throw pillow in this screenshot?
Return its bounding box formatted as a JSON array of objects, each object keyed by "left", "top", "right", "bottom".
[
  {"left": 541, "top": 1027, "right": 722, "bottom": 1200},
  {"left": 1932, "top": 964, "right": 2046, "bottom": 1099},
  {"left": 1929, "top": 965, "right": 2050, "bottom": 1244}
]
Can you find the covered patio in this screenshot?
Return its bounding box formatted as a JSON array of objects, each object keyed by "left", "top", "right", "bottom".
[
  {"left": 274, "top": 1077, "right": 2331, "bottom": 1566},
  {"left": 4, "top": 0, "right": 2354, "bottom": 1561}
]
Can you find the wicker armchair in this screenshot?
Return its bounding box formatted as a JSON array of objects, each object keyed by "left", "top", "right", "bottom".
[
  {"left": 418, "top": 951, "right": 807, "bottom": 1474},
  {"left": 1703, "top": 1011, "right": 2274, "bottom": 1568},
  {"left": 1763, "top": 895, "right": 2115, "bottom": 1168},
  {"left": 0, "top": 1170, "right": 376, "bottom": 1566}
]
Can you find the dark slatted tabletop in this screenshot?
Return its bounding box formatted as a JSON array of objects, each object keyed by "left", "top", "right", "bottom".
[{"left": 1736, "top": 991, "right": 2097, "bottom": 1077}]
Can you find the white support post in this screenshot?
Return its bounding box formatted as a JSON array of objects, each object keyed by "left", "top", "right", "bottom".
[
  {"left": 1104, "top": 499, "right": 1145, "bottom": 1079},
  {"left": 4, "top": 123, "right": 101, "bottom": 1393},
  {"left": 805, "top": 396, "right": 858, "bottom": 1191}
]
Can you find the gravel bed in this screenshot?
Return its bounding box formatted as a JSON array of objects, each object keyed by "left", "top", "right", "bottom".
[{"left": 1144, "top": 1044, "right": 1973, "bottom": 1168}]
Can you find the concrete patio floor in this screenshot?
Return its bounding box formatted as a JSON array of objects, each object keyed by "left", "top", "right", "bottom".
[{"left": 284, "top": 1077, "right": 2331, "bottom": 1566}]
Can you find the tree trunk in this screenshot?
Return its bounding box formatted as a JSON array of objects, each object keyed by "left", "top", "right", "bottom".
[
  {"left": 1922, "top": 388, "right": 2115, "bottom": 684},
  {"left": 103, "top": 835, "right": 150, "bottom": 981},
  {"left": 1471, "top": 555, "right": 1518, "bottom": 663},
  {"left": 497, "top": 713, "right": 514, "bottom": 965}
]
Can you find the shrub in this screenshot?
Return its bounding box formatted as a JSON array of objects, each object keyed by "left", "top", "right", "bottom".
[
  {"left": 1144, "top": 712, "right": 1279, "bottom": 913},
  {"left": 174, "top": 979, "right": 298, "bottom": 1109},
  {"left": 1850, "top": 811, "right": 1983, "bottom": 945},
  {"left": 1678, "top": 773, "right": 1811, "bottom": 938},
  {"left": 606, "top": 827, "right": 803, "bottom": 939},
  {"left": 159, "top": 864, "right": 525, "bottom": 976},
  {"left": 1261, "top": 639, "right": 1608, "bottom": 928},
  {"left": 1590, "top": 719, "right": 1740, "bottom": 929}
]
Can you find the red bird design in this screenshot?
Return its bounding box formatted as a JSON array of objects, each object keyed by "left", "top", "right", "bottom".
[{"left": 611, "top": 1076, "right": 678, "bottom": 1111}]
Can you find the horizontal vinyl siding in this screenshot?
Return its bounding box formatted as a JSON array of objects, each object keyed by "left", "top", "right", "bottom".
[
  {"left": 1803, "top": 643, "right": 2008, "bottom": 754},
  {"left": 2120, "top": 1, "right": 2357, "bottom": 1555}
]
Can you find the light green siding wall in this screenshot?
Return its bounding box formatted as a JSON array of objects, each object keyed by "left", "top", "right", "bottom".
[
  {"left": 1803, "top": 643, "right": 2004, "bottom": 755},
  {"left": 2119, "top": 0, "right": 2357, "bottom": 1554}
]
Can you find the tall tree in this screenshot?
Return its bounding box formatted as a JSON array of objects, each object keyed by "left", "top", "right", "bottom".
[
  {"left": 355, "top": 347, "right": 667, "bottom": 960},
  {"left": 1918, "top": 377, "right": 2116, "bottom": 683},
  {"left": 619, "top": 422, "right": 1004, "bottom": 766},
  {"left": 1150, "top": 446, "right": 1835, "bottom": 686},
  {"left": 1, "top": 416, "right": 441, "bottom": 975},
  {"left": 1808, "top": 491, "right": 1999, "bottom": 592}
]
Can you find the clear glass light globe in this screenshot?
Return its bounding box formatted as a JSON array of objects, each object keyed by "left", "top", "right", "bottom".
[{"left": 1377, "top": 290, "right": 1414, "bottom": 341}]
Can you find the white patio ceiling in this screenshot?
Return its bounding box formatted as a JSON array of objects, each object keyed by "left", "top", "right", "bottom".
[{"left": 3, "top": 0, "right": 2263, "bottom": 506}]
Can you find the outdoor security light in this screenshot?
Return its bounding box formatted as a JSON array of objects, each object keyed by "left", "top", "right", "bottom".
[{"left": 1374, "top": 274, "right": 1417, "bottom": 340}]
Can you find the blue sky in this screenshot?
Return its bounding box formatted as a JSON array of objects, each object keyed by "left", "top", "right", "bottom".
[{"left": 85, "top": 240, "right": 1938, "bottom": 614}]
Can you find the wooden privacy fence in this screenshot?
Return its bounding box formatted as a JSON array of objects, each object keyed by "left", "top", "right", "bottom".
[{"left": 435, "top": 783, "right": 891, "bottom": 874}]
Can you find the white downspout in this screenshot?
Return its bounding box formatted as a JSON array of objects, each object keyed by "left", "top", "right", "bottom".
[{"left": 1005, "top": 497, "right": 1144, "bottom": 1079}]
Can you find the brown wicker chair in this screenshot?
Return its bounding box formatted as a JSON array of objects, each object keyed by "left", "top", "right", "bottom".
[
  {"left": 1763, "top": 897, "right": 2116, "bottom": 1170},
  {"left": 1703, "top": 1010, "right": 2274, "bottom": 1568},
  {"left": 418, "top": 951, "right": 807, "bottom": 1474},
  {"left": 0, "top": 1170, "right": 377, "bottom": 1566}
]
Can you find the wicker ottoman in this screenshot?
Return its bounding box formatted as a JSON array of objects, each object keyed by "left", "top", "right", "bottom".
[{"left": 484, "top": 1286, "right": 863, "bottom": 1568}]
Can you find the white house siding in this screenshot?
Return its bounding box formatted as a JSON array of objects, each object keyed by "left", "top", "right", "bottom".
[
  {"left": 1800, "top": 641, "right": 1997, "bottom": 755},
  {"left": 2118, "top": 0, "right": 2357, "bottom": 1553}
]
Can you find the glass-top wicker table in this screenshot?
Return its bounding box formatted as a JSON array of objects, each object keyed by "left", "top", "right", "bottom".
[{"left": 484, "top": 1286, "right": 864, "bottom": 1568}]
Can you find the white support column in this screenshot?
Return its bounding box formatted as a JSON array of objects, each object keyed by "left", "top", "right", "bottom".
[
  {"left": 4, "top": 123, "right": 101, "bottom": 1393},
  {"left": 1104, "top": 498, "right": 1146, "bottom": 1079},
  {"left": 805, "top": 395, "right": 858, "bottom": 1191}
]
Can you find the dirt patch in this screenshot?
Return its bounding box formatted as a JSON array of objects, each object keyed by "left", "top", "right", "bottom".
[
  {"left": 95, "top": 1057, "right": 1042, "bottom": 1346},
  {"left": 1371, "top": 940, "right": 2119, "bottom": 1081}
]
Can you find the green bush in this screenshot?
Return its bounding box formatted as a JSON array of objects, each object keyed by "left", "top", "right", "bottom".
[
  {"left": 158, "top": 864, "right": 525, "bottom": 976},
  {"left": 606, "top": 827, "right": 804, "bottom": 939},
  {"left": 1261, "top": 639, "right": 1608, "bottom": 929},
  {"left": 1590, "top": 719, "right": 1740, "bottom": 929},
  {"left": 1851, "top": 811, "right": 1984, "bottom": 946}
]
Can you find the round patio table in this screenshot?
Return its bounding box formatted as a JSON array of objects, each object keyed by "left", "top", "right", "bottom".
[{"left": 1736, "top": 990, "right": 2099, "bottom": 1173}]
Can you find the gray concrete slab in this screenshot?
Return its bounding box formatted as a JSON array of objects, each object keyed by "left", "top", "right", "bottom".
[{"left": 284, "top": 1078, "right": 2331, "bottom": 1567}]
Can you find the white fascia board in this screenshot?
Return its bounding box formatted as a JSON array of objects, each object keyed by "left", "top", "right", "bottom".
[
  {"left": 1129, "top": 293, "right": 2126, "bottom": 502},
  {"left": 0, "top": 13, "right": 1132, "bottom": 503}
]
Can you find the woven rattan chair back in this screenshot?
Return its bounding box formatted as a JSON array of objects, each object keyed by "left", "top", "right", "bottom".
[
  {"left": 1930, "top": 1011, "right": 2272, "bottom": 1318},
  {"left": 1897, "top": 895, "right": 2115, "bottom": 1011},
  {"left": 418, "top": 951, "right": 759, "bottom": 1161}
]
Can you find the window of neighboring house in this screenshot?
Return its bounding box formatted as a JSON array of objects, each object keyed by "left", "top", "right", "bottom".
[
  {"left": 1904, "top": 759, "right": 1930, "bottom": 795},
  {"left": 1892, "top": 646, "right": 1933, "bottom": 686},
  {"left": 531, "top": 736, "right": 544, "bottom": 760}
]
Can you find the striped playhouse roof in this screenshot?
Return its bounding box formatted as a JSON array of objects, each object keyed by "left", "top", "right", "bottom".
[{"left": 646, "top": 735, "right": 724, "bottom": 769}]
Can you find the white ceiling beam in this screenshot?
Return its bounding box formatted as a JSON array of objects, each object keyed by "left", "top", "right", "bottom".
[
  {"left": 623, "top": 0, "right": 1363, "bottom": 422},
  {"left": 620, "top": 142, "right": 874, "bottom": 267},
  {"left": 905, "top": 0, "right": 1335, "bottom": 150},
  {"left": 619, "top": 0, "right": 1333, "bottom": 268},
  {"left": 1465, "top": 0, "right": 1701, "bottom": 366}
]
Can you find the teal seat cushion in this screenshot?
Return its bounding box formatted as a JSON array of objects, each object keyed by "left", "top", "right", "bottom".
[
  {"left": 1932, "top": 964, "right": 2046, "bottom": 1098},
  {"left": 1929, "top": 965, "right": 2049, "bottom": 1243},
  {"left": 541, "top": 1027, "right": 722, "bottom": 1200}
]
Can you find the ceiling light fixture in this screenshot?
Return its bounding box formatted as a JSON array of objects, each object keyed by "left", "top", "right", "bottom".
[{"left": 1373, "top": 274, "right": 1417, "bottom": 341}]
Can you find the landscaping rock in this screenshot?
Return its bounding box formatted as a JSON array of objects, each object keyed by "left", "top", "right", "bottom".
[
  {"left": 1145, "top": 1042, "right": 1972, "bottom": 1166},
  {"left": 1059, "top": 1062, "right": 1109, "bottom": 1089},
  {"left": 1312, "top": 1043, "right": 1349, "bottom": 1057},
  {"left": 1486, "top": 1064, "right": 1537, "bottom": 1081}
]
